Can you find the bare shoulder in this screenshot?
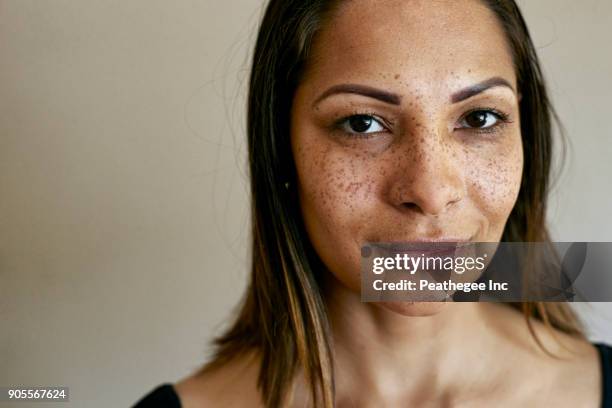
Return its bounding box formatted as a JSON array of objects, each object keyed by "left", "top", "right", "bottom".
[
  {"left": 485, "top": 304, "right": 602, "bottom": 406},
  {"left": 533, "top": 320, "right": 602, "bottom": 407},
  {"left": 174, "top": 351, "right": 264, "bottom": 408}
]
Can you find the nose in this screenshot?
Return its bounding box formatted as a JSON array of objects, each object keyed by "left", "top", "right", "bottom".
[{"left": 387, "top": 127, "right": 465, "bottom": 216}]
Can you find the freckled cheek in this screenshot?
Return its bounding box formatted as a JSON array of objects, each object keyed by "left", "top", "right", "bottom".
[
  {"left": 294, "top": 143, "right": 381, "bottom": 289},
  {"left": 295, "top": 146, "right": 379, "bottom": 233},
  {"left": 466, "top": 144, "right": 523, "bottom": 224}
]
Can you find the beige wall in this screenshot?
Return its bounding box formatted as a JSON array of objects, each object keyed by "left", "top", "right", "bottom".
[{"left": 1, "top": 1, "right": 610, "bottom": 406}]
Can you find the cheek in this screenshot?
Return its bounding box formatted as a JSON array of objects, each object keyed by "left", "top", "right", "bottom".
[
  {"left": 466, "top": 135, "right": 523, "bottom": 234},
  {"left": 295, "top": 140, "right": 378, "bottom": 229},
  {"left": 293, "top": 138, "right": 379, "bottom": 289}
]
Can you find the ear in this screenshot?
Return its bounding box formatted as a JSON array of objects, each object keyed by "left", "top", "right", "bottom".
[{"left": 518, "top": 92, "right": 523, "bottom": 102}]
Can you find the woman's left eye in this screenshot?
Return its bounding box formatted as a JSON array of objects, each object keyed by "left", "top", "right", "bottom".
[
  {"left": 338, "top": 114, "right": 386, "bottom": 134},
  {"left": 458, "top": 110, "right": 505, "bottom": 130}
]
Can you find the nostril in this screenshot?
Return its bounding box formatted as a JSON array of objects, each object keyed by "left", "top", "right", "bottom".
[{"left": 401, "top": 202, "right": 420, "bottom": 212}]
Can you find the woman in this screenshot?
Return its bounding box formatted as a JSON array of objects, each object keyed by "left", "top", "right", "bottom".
[{"left": 135, "top": 0, "right": 612, "bottom": 406}]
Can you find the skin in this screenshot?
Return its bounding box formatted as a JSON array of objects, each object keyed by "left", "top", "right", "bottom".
[
  {"left": 292, "top": 0, "right": 523, "bottom": 316},
  {"left": 176, "top": 0, "right": 601, "bottom": 406}
]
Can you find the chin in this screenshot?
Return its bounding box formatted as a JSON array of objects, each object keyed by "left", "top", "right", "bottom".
[{"left": 377, "top": 301, "right": 448, "bottom": 317}]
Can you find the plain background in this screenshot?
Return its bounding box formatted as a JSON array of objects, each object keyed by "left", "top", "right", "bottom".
[{"left": 1, "top": 1, "right": 611, "bottom": 406}]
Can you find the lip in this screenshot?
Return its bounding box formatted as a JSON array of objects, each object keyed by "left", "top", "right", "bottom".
[
  {"left": 388, "top": 237, "right": 472, "bottom": 243},
  {"left": 367, "top": 239, "right": 473, "bottom": 257}
]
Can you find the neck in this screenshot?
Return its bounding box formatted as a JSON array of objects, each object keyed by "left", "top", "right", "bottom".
[{"left": 322, "top": 274, "right": 517, "bottom": 406}]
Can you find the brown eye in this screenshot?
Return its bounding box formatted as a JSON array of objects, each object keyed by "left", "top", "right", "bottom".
[
  {"left": 460, "top": 110, "right": 500, "bottom": 129},
  {"left": 340, "top": 114, "right": 385, "bottom": 134}
]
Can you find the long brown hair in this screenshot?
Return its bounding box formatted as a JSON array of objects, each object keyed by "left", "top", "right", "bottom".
[{"left": 204, "top": 1, "right": 583, "bottom": 406}]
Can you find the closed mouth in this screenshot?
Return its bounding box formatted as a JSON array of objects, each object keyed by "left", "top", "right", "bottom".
[{"left": 368, "top": 241, "right": 473, "bottom": 257}]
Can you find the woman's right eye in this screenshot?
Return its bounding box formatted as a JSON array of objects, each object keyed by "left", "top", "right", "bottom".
[{"left": 338, "top": 114, "right": 386, "bottom": 134}]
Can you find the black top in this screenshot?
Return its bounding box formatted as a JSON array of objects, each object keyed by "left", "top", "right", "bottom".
[
  {"left": 133, "top": 383, "right": 181, "bottom": 407},
  {"left": 133, "top": 342, "right": 612, "bottom": 407}
]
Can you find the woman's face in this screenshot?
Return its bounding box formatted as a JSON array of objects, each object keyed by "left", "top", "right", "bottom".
[{"left": 290, "top": 0, "right": 523, "bottom": 314}]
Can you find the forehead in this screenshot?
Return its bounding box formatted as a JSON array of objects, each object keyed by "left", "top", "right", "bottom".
[{"left": 304, "top": 0, "right": 516, "bottom": 91}]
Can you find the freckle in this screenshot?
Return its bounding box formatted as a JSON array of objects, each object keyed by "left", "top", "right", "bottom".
[{"left": 394, "top": 74, "right": 400, "bottom": 79}]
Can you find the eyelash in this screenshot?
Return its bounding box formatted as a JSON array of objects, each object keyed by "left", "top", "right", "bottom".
[
  {"left": 458, "top": 107, "right": 513, "bottom": 135},
  {"left": 333, "top": 111, "right": 391, "bottom": 139},
  {"left": 333, "top": 107, "right": 512, "bottom": 138}
]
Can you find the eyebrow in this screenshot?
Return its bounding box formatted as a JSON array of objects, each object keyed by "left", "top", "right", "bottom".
[
  {"left": 450, "top": 77, "right": 515, "bottom": 103},
  {"left": 312, "top": 76, "right": 515, "bottom": 108},
  {"left": 313, "top": 84, "right": 401, "bottom": 107}
]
